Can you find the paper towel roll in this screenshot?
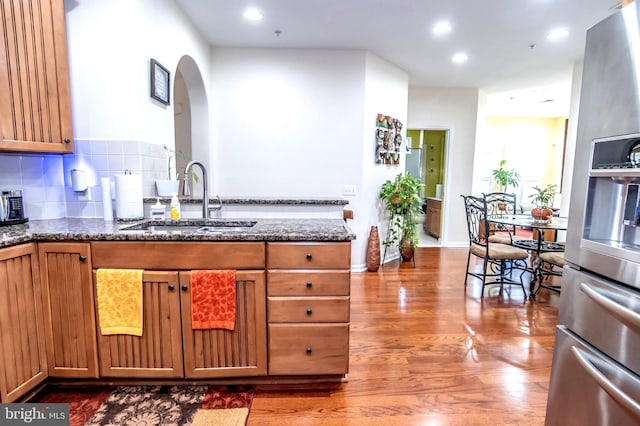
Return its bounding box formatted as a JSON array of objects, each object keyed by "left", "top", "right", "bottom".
[
  {"left": 114, "top": 173, "right": 143, "bottom": 220},
  {"left": 71, "top": 169, "right": 88, "bottom": 191},
  {"left": 101, "top": 178, "right": 114, "bottom": 221}
]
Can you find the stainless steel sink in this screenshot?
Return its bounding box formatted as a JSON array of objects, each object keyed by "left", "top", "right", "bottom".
[{"left": 121, "top": 220, "right": 257, "bottom": 233}]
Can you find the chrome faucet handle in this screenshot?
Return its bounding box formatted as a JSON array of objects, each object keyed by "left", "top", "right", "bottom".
[{"left": 209, "top": 195, "right": 223, "bottom": 210}]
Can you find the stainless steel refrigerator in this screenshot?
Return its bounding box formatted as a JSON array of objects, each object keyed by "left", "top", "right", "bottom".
[{"left": 545, "top": 3, "right": 640, "bottom": 425}]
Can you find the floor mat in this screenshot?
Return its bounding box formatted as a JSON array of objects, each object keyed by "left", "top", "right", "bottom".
[{"left": 36, "top": 385, "right": 254, "bottom": 426}]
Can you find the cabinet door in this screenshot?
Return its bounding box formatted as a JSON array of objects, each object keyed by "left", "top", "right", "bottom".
[
  {"left": 0, "top": 243, "right": 47, "bottom": 402},
  {"left": 0, "top": 0, "right": 73, "bottom": 153},
  {"left": 39, "top": 242, "right": 98, "bottom": 378},
  {"left": 181, "top": 270, "right": 267, "bottom": 378},
  {"left": 427, "top": 204, "right": 441, "bottom": 238},
  {"left": 96, "top": 271, "right": 184, "bottom": 378}
]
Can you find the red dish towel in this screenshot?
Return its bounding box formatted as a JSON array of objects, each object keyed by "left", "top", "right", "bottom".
[{"left": 191, "top": 270, "right": 237, "bottom": 330}]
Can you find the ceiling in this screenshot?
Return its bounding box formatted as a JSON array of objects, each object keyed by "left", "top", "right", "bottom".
[{"left": 174, "top": 0, "right": 620, "bottom": 117}]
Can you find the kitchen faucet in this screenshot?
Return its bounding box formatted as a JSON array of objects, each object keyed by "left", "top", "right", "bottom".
[{"left": 182, "top": 161, "right": 222, "bottom": 219}]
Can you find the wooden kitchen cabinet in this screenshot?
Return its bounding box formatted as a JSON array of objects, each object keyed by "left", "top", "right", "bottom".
[
  {"left": 0, "top": 0, "right": 73, "bottom": 153},
  {"left": 425, "top": 198, "right": 442, "bottom": 238},
  {"left": 266, "top": 242, "right": 351, "bottom": 376},
  {"left": 97, "top": 271, "right": 184, "bottom": 378},
  {"left": 181, "top": 270, "right": 267, "bottom": 378},
  {"left": 0, "top": 243, "right": 47, "bottom": 402},
  {"left": 39, "top": 242, "right": 98, "bottom": 378},
  {"left": 91, "top": 242, "right": 267, "bottom": 379}
]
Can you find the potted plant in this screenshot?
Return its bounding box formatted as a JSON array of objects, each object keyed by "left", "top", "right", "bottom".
[
  {"left": 491, "top": 160, "right": 520, "bottom": 193},
  {"left": 156, "top": 145, "right": 198, "bottom": 196},
  {"left": 155, "top": 145, "right": 180, "bottom": 196},
  {"left": 379, "top": 172, "right": 424, "bottom": 261},
  {"left": 529, "top": 184, "right": 557, "bottom": 222}
]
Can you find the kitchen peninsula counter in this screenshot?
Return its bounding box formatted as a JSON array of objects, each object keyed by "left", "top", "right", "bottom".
[{"left": 0, "top": 217, "right": 356, "bottom": 249}]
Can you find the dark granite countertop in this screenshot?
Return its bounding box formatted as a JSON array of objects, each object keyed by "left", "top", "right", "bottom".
[
  {"left": 143, "top": 197, "right": 349, "bottom": 206},
  {"left": 0, "top": 218, "right": 356, "bottom": 249}
]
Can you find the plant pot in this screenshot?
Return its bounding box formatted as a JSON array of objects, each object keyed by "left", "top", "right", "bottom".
[
  {"left": 531, "top": 207, "right": 553, "bottom": 222},
  {"left": 156, "top": 179, "right": 179, "bottom": 197},
  {"left": 400, "top": 239, "right": 414, "bottom": 262}
]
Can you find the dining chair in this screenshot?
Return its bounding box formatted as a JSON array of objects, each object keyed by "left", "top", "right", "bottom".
[
  {"left": 482, "top": 192, "right": 529, "bottom": 245},
  {"left": 461, "top": 195, "right": 530, "bottom": 298},
  {"left": 532, "top": 250, "right": 565, "bottom": 297}
]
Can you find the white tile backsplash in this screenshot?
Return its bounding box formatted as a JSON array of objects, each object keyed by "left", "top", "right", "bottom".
[{"left": 0, "top": 139, "right": 166, "bottom": 220}]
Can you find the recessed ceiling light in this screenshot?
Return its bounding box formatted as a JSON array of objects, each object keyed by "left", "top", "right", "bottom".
[
  {"left": 452, "top": 52, "right": 468, "bottom": 64},
  {"left": 547, "top": 28, "right": 569, "bottom": 40},
  {"left": 243, "top": 8, "right": 263, "bottom": 21},
  {"left": 433, "top": 21, "right": 452, "bottom": 35}
]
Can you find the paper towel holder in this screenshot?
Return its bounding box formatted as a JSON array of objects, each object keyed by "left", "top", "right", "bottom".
[{"left": 70, "top": 169, "right": 88, "bottom": 192}]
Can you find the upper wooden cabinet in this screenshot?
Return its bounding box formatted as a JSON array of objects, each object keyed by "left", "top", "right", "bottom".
[{"left": 0, "top": 0, "right": 73, "bottom": 153}]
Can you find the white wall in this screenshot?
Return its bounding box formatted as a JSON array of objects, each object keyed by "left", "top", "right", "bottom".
[
  {"left": 408, "top": 87, "right": 480, "bottom": 246},
  {"left": 209, "top": 48, "right": 365, "bottom": 198},
  {"left": 559, "top": 60, "right": 583, "bottom": 217},
  {"left": 208, "top": 48, "right": 408, "bottom": 269},
  {"left": 360, "top": 53, "right": 409, "bottom": 267},
  {"left": 64, "top": 0, "right": 211, "bottom": 146},
  {"left": 53, "top": 0, "right": 211, "bottom": 217}
]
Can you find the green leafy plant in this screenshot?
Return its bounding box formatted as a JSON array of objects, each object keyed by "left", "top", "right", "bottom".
[
  {"left": 491, "top": 160, "right": 520, "bottom": 192},
  {"left": 529, "top": 184, "right": 557, "bottom": 209},
  {"left": 379, "top": 172, "right": 424, "bottom": 251},
  {"left": 164, "top": 145, "right": 198, "bottom": 182}
]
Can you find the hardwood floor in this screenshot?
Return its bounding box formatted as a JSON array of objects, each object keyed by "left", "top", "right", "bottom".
[{"left": 249, "top": 247, "right": 560, "bottom": 425}]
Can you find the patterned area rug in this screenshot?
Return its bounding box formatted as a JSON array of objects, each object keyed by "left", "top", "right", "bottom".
[{"left": 36, "top": 385, "right": 254, "bottom": 426}]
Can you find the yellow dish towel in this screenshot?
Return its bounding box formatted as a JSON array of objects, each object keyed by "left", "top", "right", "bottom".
[{"left": 96, "top": 269, "right": 143, "bottom": 336}]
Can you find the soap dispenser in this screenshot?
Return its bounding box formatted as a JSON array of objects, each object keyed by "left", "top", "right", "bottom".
[
  {"left": 150, "top": 198, "right": 165, "bottom": 220},
  {"left": 169, "top": 194, "right": 181, "bottom": 220}
]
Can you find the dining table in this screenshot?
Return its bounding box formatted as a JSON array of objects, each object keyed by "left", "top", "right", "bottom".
[{"left": 487, "top": 214, "right": 568, "bottom": 298}]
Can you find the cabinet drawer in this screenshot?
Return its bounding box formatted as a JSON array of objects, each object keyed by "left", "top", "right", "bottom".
[
  {"left": 91, "top": 242, "right": 265, "bottom": 269},
  {"left": 268, "top": 297, "right": 350, "bottom": 323},
  {"left": 267, "top": 242, "right": 350, "bottom": 269},
  {"left": 267, "top": 270, "right": 350, "bottom": 296},
  {"left": 268, "top": 324, "right": 349, "bottom": 375}
]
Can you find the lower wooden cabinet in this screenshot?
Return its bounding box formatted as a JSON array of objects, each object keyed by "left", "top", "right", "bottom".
[
  {"left": 0, "top": 243, "right": 47, "bottom": 402},
  {"left": 425, "top": 198, "right": 442, "bottom": 238},
  {"left": 97, "top": 271, "right": 184, "bottom": 378},
  {"left": 268, "top": 324, "right": 349, "bottom": 375},
  {"left": 39, "top": 243, "right": 98, "bottom": 378},
  {"left": 95, "top": 270, "right": 267, "bottom": 379},
  {"left": 266, "top": 242, "right": 351, "bottom": 376}
]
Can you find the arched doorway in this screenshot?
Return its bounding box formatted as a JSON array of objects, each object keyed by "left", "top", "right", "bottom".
[{"left": 174, "top": 55, "right": 209, "bottom": 197}]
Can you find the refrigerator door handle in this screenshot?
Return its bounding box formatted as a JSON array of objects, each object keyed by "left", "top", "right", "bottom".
[
  {"left": 571, "top": 345, "right": 640, "bottom": 418},
  {"left": 578, "top": 282, "right": 640, "bottom": 331}
]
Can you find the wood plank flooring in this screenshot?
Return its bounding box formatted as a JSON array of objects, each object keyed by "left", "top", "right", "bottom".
[{"left": 249, "top": 247, "right": 560, "bottom": 425}]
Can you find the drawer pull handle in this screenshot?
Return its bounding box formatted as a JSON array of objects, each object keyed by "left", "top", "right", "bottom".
[
  {"left": 168, "top": 284, "right": 175, "bottom": 291},
  {"left": 578, "top": 282, "right": 640, "bottom": 331},
  {"left": 306, "top": 281, "right": 313, "bottom": 288},
  {"left": 78, "top": 255, "right": 87, "bottom": 262},
  {"left": 306, "top": 308, "right": 312, "bottom": 315},
  {"left": 306, "top": 347, "right": 312, "bottom": 354},
  {"left": 571, "top": 345, "right": 640, "bottom": 418},
  {"left": 64, "top": 138, "right": 71, "bottom": 144},
  {"left": 181, "top": 284, "right": 188, "bottom": 291},
  {"left": 306, "top": 253, "right": 312, "bottom": 260}
]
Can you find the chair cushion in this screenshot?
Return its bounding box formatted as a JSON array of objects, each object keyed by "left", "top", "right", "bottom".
[
  {"left": 488, "top": 234, "right": 528, "bottom": 245},
  {"left": 471, "top": 242, "right": 529, "bottom": 260},
  {"left": 539, "top": 251, "right": 565, "bottom": 266}
]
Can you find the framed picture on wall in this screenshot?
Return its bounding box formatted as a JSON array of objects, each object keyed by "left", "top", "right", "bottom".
[{"left": 150, "top": 59, "right": 170, "bottom": 105}]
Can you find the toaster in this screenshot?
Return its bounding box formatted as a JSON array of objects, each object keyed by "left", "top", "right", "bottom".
[{"left": 0, "top": 190, "right": 28, "bottom": 225}]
